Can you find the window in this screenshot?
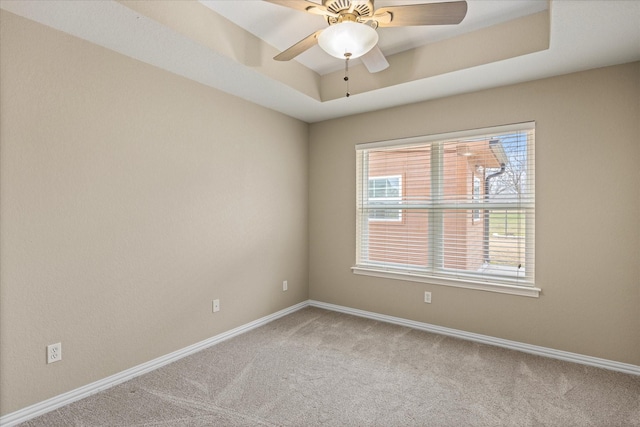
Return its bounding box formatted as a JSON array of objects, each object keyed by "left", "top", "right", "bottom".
[
  {"left": 353, "top": 123, "right": 538, "bottom": 297},
  {"left": 368, "top": 175, "right": 402, "bottom": 222}
]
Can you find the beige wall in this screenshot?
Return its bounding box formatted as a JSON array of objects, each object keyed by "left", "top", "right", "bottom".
[
  {"left": 0, "top": 10, "right": 308, "bottom": 415},
  {"left": 309, "top": 62, "right": 640, "bottom": 366}
]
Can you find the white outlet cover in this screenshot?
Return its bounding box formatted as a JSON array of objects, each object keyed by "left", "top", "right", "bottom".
[
  {"left": 424, "top": 292, "right": 432, "bottom": 304},
  {"left": 213, "top": 299, "right": 220, "bottom": 313},
  {"left": 283, "top": 280, "right": 288, "bottom": 291},
  {"left": 47, "top": 342, "right": 62, "bottom": 364}
]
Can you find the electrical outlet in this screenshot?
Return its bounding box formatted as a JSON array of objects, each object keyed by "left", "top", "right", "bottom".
[
  {"left": 283, "top": 280, "right": 288, "bottom": 291},
  {"left": 213, "top": 299, "right": 220, "bottom": 313},
  {"left": 424, "top": 291, "right": 432, "bottom": 304},
  {"left": 47, "top": 342, "right": 62, "bottom": 364}
]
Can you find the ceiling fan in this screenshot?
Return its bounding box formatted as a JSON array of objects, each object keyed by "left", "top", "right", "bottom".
[{"left": 265, "top": 0, "right": 468, "bottom": 73}]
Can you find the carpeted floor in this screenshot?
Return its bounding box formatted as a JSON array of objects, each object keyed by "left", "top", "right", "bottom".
[{"left": 20, "top": 307, "right": 640, "bottom": 426}]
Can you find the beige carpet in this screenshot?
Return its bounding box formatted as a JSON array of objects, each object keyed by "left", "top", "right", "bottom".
[{"left": 21, "top": 307, "right": 640, "bottom": 426}]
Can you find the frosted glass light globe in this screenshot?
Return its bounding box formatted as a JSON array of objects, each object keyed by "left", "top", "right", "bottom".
[{"left": 318, "top": 22, "right": 379, "bottom": 59}]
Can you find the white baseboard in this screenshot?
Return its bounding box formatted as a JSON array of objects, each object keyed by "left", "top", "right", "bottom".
[
  {"left": 3, "top": 299, "right": 638, "bottom": 426},
  {"left": 308, "top": 300, "right": 640, "bottom": 376},
  {"left": 0, "top": 301, "right": 308, "bottom": 427}
]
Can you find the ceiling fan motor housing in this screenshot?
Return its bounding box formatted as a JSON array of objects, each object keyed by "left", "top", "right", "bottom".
[{"left": 323, "top": 0, "right": 374, "bottom": 19}]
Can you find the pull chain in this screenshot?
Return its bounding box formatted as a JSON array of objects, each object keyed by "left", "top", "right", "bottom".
[{"left": 344, "top": 52, "right": 352, "bottom": 98}]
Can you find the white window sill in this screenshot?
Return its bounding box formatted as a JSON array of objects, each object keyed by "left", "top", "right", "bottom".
[{"left": 351, "top": 266, "right": 540, "bottom": 298}]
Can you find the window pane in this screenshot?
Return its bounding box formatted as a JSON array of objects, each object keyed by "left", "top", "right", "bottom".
[
  {"left": 487, "top": 209, "right": 526, "bottom": 269},
  {"left": 442, "top": 209, "right": 527, "bottom": 276},
  {"left": 366, "top": 209, "right": 429, "bottom": 268},
  {"left": 442, "top": 209, "right": 484, "bottom": 271}
]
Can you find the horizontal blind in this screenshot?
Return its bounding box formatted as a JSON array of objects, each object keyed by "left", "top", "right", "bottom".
[{"left": 355, "top": 123, "right": 535, "bottom": 287}]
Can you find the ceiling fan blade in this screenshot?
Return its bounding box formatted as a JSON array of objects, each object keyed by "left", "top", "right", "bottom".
[
  {"left": 274, "top": 30, "right": 324, "bottom": 61},
  {"left": 265, "top": 0, "right": 338, "bottom": 18},
  {"left": 306, "top": 6, "right": 339, "bottom": 18},
  {"left": 374, "top": 1, "right": 467, "bottom": 27},
  {"left": 360, "top": 45, "right": 389, "bottom": 73}
]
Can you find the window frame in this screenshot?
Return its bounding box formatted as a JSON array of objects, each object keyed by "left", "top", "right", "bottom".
[{"left": 352, "top": 122, "right": 539, "bottom": 298}]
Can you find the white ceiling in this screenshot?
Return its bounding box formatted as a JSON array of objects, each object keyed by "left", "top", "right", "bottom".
[{"left": 2, "top": 0, "right": 639, "bottom": 123}]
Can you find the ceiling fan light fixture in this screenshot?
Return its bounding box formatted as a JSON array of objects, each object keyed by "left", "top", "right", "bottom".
[{"left": 317, "top": 21, "right": 379, "bottom": 59}]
